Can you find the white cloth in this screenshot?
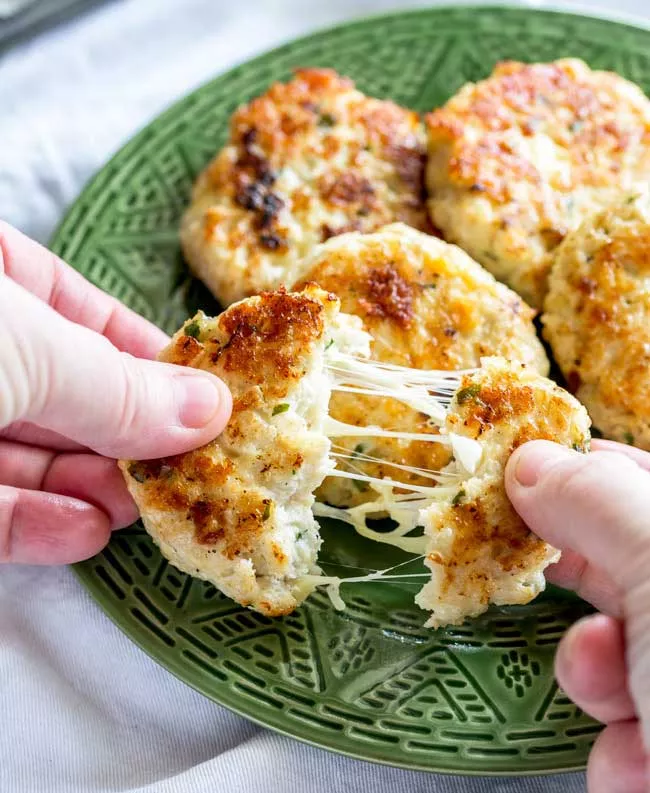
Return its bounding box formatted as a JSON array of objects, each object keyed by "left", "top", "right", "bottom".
[{"left": 1, "top": 1, "right": 647, "bottom": 790}]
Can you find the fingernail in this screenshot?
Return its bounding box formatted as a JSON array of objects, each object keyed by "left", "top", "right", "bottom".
[
  {"left": 176, "top": 374, "right": 223, "bottom": 428},
  {"left": 514, "top": 442, "right": 575, "bottom": 488}
]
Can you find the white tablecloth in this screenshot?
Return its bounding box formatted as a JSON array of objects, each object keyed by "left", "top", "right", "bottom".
[{"left": 1, "top": 1, "right": 647, "bottom": 790}]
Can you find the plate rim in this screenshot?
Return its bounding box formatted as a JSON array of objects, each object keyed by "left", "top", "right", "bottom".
[
  {"left": 49, "top": 2, "right": 650, "bottom": 775},
  {"left": 71, "top": 561, "right": 586, "bottom": 778}
]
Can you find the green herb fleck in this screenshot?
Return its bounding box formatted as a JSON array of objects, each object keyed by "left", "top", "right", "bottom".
[
  {"left": 457, "top": 384, "right": 481, "bottom": 404},
  {"left": 452, "top": 489, "right": 466, "bottom": 506},
  {"left": 421, "top": 283, "right": 437, "bottom": 290},
  {"left": 353, "top": 479, "right": 369, "bottom": 492},
  {"left": 569, "top": 119, "right": 584, "bottom": 134},
  {"left": 296, "top": 530, "right": 305, "bottom": 540},
  {"left": 262, "top": 501, "right": 272, "bottom": 521},
  {"left": 292, "top": 469, "right": 297, "bottom": 475},
  {"left": 128, "top": 463, "right": 148, "bottom": 483},
  {"left": 159, "top": 464, "right": 173, "bottom": 479},
  {"left": 325, "top": 339, "right": 335, "bottom": 350},
  {"left": 318, "top": 112, "right": 336, "bottom": 127},
  {"left": 626, "top": 194, "right": 640, "bottom": 205},
  {"left": 353, "top": 443, "right": 365, "bottom": 457},
  {"left": 624, "top": 432, "right": 635, "bottom": 445},
  {"left": 272, "top": 403, "right": 290, "bottom": 416},
  {"left": 183, "top": 320, "right": 201, "bottom": 339}
]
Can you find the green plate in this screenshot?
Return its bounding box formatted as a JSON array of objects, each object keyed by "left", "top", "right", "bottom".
[{"left": 50, "top": 4, "right": 650, "bottom": 775}]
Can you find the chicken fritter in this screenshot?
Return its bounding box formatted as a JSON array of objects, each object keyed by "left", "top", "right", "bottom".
[
  {"left": 181, "top": 68, "right": 429, "bottom": 306},
  {"left": 543, "top": 189, "right": 650, "bottom": 449},
  {"left": 426, "top": 59, "right": 650, "bottom": 307},
  {"left": 293, "top": 223, "right": 549, "bottom": 507},
  {"left": 416, "top": 357, "right": 591, "bottom": 628}
]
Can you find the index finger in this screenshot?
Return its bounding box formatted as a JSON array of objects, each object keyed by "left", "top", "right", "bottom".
[{"left": 0, "top": 221, "right": 169, "bottom": 360}]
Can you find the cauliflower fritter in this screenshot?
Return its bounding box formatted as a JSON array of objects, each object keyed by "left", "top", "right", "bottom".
[
  {"left": 293, "top": 223, "right": 549, "bottom": 507},
  {"left": 543, "top": 189, "right": 650, "bottom": 449},
  {"left": 416, "top": 357, "right": 591, "bottom": 628},
  {"left": 181, "top": 68, "right": 429, "bottom": 306},
  {"left": 426, "top": 59, "right": 650, "bottom": 307},
  {"left": 119, "top": 285, "right": 368, "bottom": 616}
]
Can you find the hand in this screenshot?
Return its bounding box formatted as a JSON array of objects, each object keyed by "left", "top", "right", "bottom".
[
  {"left": 0, "top": 222, "right": 231, "bottom": 565},
  {"left": 506, "top": 439, "right": 650, "bottom": 793}
]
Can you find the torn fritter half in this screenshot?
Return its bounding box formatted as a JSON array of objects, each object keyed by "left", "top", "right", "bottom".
[
  {"left": 120, "top": 285, "right": 370, "bottom": 616},
  {"left": 415, "top": 357, "right": 591, "bottom": 628},
  {"left": 180, "top": 68, "right": 429, "bottom": 306}
]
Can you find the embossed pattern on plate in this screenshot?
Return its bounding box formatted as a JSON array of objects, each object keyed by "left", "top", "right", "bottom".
[{"left": 50, "top": 6, "right": 650, "bottom": 774}]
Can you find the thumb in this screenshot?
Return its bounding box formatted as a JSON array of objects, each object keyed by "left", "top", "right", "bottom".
[
  {"left": 0, "top": 276, "right": 231, "bottom": 459},
  {"left": 505, "top": 440, "right": 650, "bottom": 591}
]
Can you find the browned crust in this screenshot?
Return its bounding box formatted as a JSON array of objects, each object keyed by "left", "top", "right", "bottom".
[
  {"left": 427, "top": 60, "right": 650, "bottom": 203},
  {"left": 186, "top": 68, "right": 429, "bottom": 304},
  {"left": 436, "top": 365, "right": 587, "bottom": 597},
  {"left": 123, "top": 286, "right": 335, "bottom": 563}
]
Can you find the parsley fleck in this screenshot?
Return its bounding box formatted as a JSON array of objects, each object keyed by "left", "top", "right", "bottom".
[
  {"left": 272, "top": 403, "right": 290, "bottom": 416},
  {"left": 626, "top": 194, "right": 640, "bottom": 205},
  {"left": 325, "top": 339, "right": 335, "bottom": 350},
  {"left": 296, "top": 531, "right": 305, "bottom": 540},
  {"left": 353, "top": 443, "right": 365, "bottom": 456},
  {"left": 262, "top": 502, "right": 272, "bottom": 521},
  {"left": 292, "top": 469, "right": 297, "bottom": 475},
  {"left": 624, "top": 432, "right": 635, "bottom": 445},
  {"left": 159, "top": 464, "right": 173, "bottom": 479},
  {"left": 452, "top": 489, "right": 466, "bottom": 506},
  {"left": 128, "top": 463, "right": 147, "bottom": 483},
  {"left": 421, "top": 282, "right": 437, "bottom": 289},
  {"left": 318, "top": 112, "right": 336, "bottom": 127},
  {"left": 457, "top": 384, "right": 481, "bottom": 404},
  {"left": 183, "top": 320, "right": 201, "bottom": 339}
]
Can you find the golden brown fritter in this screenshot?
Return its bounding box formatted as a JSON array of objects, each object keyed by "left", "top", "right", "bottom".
[
  {"left": 426, "top": 59, "right": 650, "bottom": 307},
  {"left": 543, "top": 189, "right": 650, "bottom": 449},
  {"left": 292, "top": 223, "right": 549, "bottom": 507},
  {"left": 119, "top": 285, "right": 368, "bottom": 616},
  {"left": 181, "top": 68, "right": 429, "bottom": 306},
  {"left": 416, "top": 357, "right": 591, "bottom": 628}
]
